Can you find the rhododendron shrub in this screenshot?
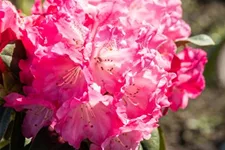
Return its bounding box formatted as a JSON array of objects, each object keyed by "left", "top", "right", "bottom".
[{"left": 0, "top": 0, "right": 213, "bottom": 150}]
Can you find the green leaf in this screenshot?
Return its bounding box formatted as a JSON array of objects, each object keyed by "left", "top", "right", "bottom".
[
  {"left": 0, "top": 40, "right": 26, "bottom": 78},
  {"left": 141, "top": 127, "right": 166, "bottom": 150},
  {"left": 1, "top": 72, "right": 22, "bottom": 97},
  {"left": 0, "top": 139, "right": 9, "bottom": 149},
  {"left": 141, "top": 129, "right": 159, "bottom": 150},
  {"left": 2, "top": 72, "right": 16, "bottom": 92},
  {"left": 188, "top": 34, "right": 215, "bottom": 46},
  {"left": 0, "top": 44, "right": 16, "bottom": 69},
  {"left": 0, "top": 110, "right": 15, "bottom": 150},
  {"left": 0, "top": 85, "right": 7, "bottom": 99},
  {"left": 24, "top": 138, "right": 32, "bottom": 147},
  {"left": 4, "top": 121, "right": 15, "bottom": 141},
  {"left": 0, "top": 107, "right": 13, "bottom": 141},
  {"left": 176, "top": 34, "right": 215, "bottom": 47},
  {"left": 158, "top": 127, "right": 166, "bottom": 150},
  {"left": 139, "top": 144, "right": 144, "bottom": 150}
]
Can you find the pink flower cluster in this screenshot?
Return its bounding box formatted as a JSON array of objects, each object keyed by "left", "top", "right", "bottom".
[{"left": 1, "top": 0, "right": 207, "bottom": 149}]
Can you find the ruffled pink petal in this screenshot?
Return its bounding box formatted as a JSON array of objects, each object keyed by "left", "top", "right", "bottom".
[
  {"left": 31, "top": 0, "right": 43, "bottom": 14},
  {"left": 162, "top": 16, "right": 191, "bottom": 41},
  {"left": 4, "top": 93, "right": 54, "bottom": 137},
  {"left": 55, "top": 87, "right": 122, "bottom": 148},
  {"left": 22, "top": 105, "right": 53, "bottom": 137},
  {"left": 102, "top": 131, "right": 143, "bottom": 150},
  {"left": 0, "top": 1, "right": 21, "bottom": 51},
  {"left": 168, "top": 47, "right": 207, "bottom": 111},
  {"left": 116, "top": 49, "right": 174, "bottom": 124},
  {"left": 29, "top": 54, "right": 88, "bottom": 105},
  {"left": 89, "top": 26, "right": 136, "bottom": 94}
]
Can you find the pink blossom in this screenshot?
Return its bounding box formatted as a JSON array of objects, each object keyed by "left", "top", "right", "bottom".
[
  {"left": 5, "top": 53, "right": 89, "bottom": 137},
  {"left": 89, "top": 26, "right": 138, "bottom": 94},
  {"left": 159, "top": 0, "right": 191, "bottom": 40},
  {"left": 19, "top": 14, "right": 62, "bottom": 58},
  {"left": 30, "top": 54, "right": 88, "bottom": 102},
  {"left": 116, "top": 49, "right": 174, "bottom": 123},
  {"left": 0, "top": 1, "right": 22, "bottom": 73},
  {"left": 20, "top": 3, "right": 87, "bottom": 62},
  {"left": 137, "top": 29, "right": 177, "bottom": 69},
  {"left": 0, "top": 1, "right": 21, "bottom": 51},
  {"left": 19, "top": 53, "right": 89, "bottom": 104},
  {"left": 4, "top": 93, "right": 54, "bottom": 137},
  {"left": 32, "top": 0, "right": 43, "bottom": 14},
  {"left": 168, "top": 47, "right": 207, "bottom": 111},
  {"left": 2, "top": 0, "right": 208, "bottom": 149},
  {"left": 55, "top": 86, "right": 122, "bottom": 148},
  {"left": 100, "top": 130, "right": 143, "bottom": 150},
  {"left": 161, "top": 15, "right": 191, "bottom": 41}
]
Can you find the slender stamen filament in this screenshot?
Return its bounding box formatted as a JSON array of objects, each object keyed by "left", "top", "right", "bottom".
[
  {"left": 86, "top": 103, "right": 96, "bottom": 118},
  {"left": 57, "top": 66, "right": 81, "bottom": 87},
  {"left": 123, "top": 86, "right": 140, "bottom": 106},
  {"left": 80, "top": 103, "right": 96, "bottom": 128},
  {"left": 123, "top": 94, "right": 139, "bottom": 106},
  {"left": 114, "top": 137, "right": 129, "bottom": 149}
]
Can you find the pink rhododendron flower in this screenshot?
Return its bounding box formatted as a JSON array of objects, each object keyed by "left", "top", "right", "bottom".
[
  {"left": 100, "top": 130, "right": 143, "bottom": 150},
  {"left": 89, "top": 26, "right": 138, "bottom": 94},
  {"left": 2, "top": 0, "right": 208, "bottom": 149},
  {"left": 55, "top": 86, "right": 122, "bottom": 148},
  {"left": 5, "top": 53, "right": 90, "bottom": 136},
  {"left": 116, "top": 49, "right": 174, "bottom": 123},
  {"left": 4, "top": 93, "right": 54, "bottom": 137},
  {"left": 0, "top": 1, "right": 21, "bottom": 51},
  {"left": 168, "top": 47, "right": 207, "bottom": 111},
  {"left": 29, "top": 54, "right": 88, "bottom": 103}
]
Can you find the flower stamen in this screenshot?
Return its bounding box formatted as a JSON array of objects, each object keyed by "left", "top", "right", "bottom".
[{"left": 56, "top": 66, "right": 81, "bottom": 87}]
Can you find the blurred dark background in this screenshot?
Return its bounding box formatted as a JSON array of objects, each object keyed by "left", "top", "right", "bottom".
[{"left": 9, "top": 0, "right": 225, "bottom": 150}]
